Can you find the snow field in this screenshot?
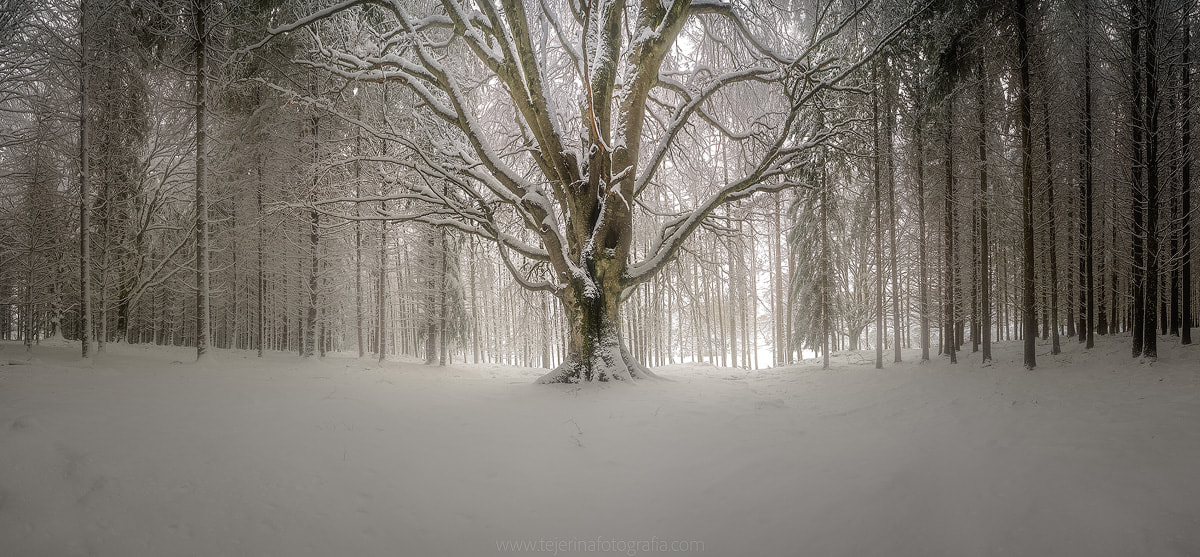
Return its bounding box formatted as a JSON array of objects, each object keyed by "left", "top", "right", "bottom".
[{"left": 0, "top": 337, "right": 1197, "bottom": 556}]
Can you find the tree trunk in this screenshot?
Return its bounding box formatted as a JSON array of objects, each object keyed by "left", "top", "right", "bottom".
[
  {"left": 536, "top": 279, "right": 656, "bottom": 383},
  {"left": 303, "top": 111, "right": 319, "bottom": 359},
  {"left": 977, "top": 59, "right": 992, "bottom": 364},
  {"left": 916, "top": 121, "right": 930, "bottom": 362},
  {"left": 355, "top": 100, "right": 364, "bottom": 359},
  {"left": 1042, "top": 72, "right": 1061, "bottom": 356},
  {"left": 1143, "top": 0, "right": 1160, "bottom": 359},
  {"left": 79, "top": 0, "right": 92, "bottom": 358},
  {"left": 1083, "top": 2, "right": 1096, "bottom": 350},
  {"left": 193, "top": 0, "right": 210, "bottom": 362},
  {"left": 873, "top": 80, "right": 884, "bottom": 370},
  {"left": 1183, "top": 9, "right": 1193, "bottom": 346},
  {"left": 821, "top": 161, "right": 832, "bottom": 370},
  {"left": 256, "top": 151, "right": 264, "bottom": 358},
  {"left": 1018, "top": 0, "right": 1037, "bottom": 370},
  {"left": 1131, "top": 0, "right": 1147, "bottom": 357},
  {"left": 944, "top": 103, "right": 957, "bottom": 365},
  {"left": 886, "top": 87, "right": 902, "bottom": 363}
]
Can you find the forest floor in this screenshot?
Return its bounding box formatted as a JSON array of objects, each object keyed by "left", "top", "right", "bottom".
[{"left": 0, "top": 335, "right": 1197, "bottom": 557}]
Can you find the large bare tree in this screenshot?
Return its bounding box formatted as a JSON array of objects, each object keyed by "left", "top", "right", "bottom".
[{"left": 258, "top": 0, "right": 916, "bottom": 382}]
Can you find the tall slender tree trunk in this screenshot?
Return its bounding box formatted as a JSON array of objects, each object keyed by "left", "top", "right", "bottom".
[
  {"left": 1083, "top": 3, "right": 1096, "bottom": 350},
  {"left": 916, "top": 122, "right": 930, "bottom": 362},
  {"left": 355, "top": 101, "right": 364, "bottom": 358},
  {"left": 873, "top": 80, "right": 884, "bottom": 370},
  {"left": 821, "top": 159, "right": 831, "bottom": 370},
  {"left": 886, "top": 89, "right": 902, "bottom": 363},
  {"left": 1018, "top": 0, "right": 1037, "bottom": 369},
  {"left": 303, "top": 111, "right": 319, "bottom": 359},
  {"left": 378, "top": 87, "right": 389, "bottom": 362},
  {"left": 773, "top": 196, "right": 784, "bottom": 366},
  {"left": 256, "top": 153, "right": 264, "bottom": 358},
  {"left": 79, "top": 0, "right": 92, "bottom": 359},
  {"left": 977, "top": 60, "right": 992, "bottom": 364},
  {"left": 378, "top": 217, "right": 388, "bottom": 362},
  {"left": 193, "top": 0, "right": 210, "bottom": 362},
  {"left": 1143, "top": 0, "right": 1160, "bottom": 359},
  {"left": 1042, "top": 72, "right": 1062, "bottom": 356},
  {"left": 1183, "top": 9, "right": 1193, "bottom": 346},
  {"left": 1131, "top": 0, "right": 1147, "bottom": 357},
  {"left": 944, "top": 103, "right": 957, "bottom": 365}
]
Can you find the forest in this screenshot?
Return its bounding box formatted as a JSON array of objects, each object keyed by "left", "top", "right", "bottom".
[
  {"left": 0, "top": 0, "right": 1195, "bottom": 379},
  {"left": 2, "top": 1, "right": 1199, "bottom": 555}
]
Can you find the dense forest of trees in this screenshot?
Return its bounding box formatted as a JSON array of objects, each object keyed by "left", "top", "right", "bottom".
[{"left": 0, "top": 0, "right": 1194, "bottom": 380}]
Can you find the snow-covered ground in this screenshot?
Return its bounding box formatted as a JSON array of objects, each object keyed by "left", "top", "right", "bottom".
[{"left": 1, "top": 336, "right": 1197, "bottom": 557}]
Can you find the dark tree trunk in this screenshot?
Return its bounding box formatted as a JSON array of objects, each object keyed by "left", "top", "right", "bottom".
[
  {"left": 1144, "top": 0, "right": 1160, "bottom": 359},
  {"left": 257, "top": 153, "right": 264, "bottom": 358},
  {"left": 537, "top": 278, "right": 655, "bottom": 383},
  {"left": 1083, "top": 2, "right": 1096, "bottom": 350},
  {"left": 886, "top": 89, "right": 902, "bottom": 363},
  {"left": 194, "top": 0, "right": 210, "bottom": 361},
  {"left": 1018, "top": 0, "right": 1037, "bottom": 369},
  {"left": 977, "top": 59, "right": 992, "bottom": 364},
  {"left": 944, "top": 103, "right": 957, "bottom": 365},
  {"left": 1131, "top": 0, "right": 1147, "bottom": 357},
  {"left": 873, "top": 79, "right": 884, "bottom": 370},
  {"left": 1042, "top": 85, "right": 1061, "bottom": 355},
  {"left": 1183, "top": 10, "right": 1193, "bottom": 346},
  {"left": 821, "top": 161, "right": 832, "bottom": 370},
  {"left": 303, "top": 109, "right": 320, "bottom": 359},
  {"left": 79, "top": 0, "right": 92, "bottom": 358},
  {"left": 916, "top": 122, "right": 931, "bottom": 362}
]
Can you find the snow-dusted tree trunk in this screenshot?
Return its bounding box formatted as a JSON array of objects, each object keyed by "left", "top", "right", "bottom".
[
  {"left": 1182, "top": 9, "right": 1193, "bottom": 346},
  {"left": 79, "top": 0, "right": 93, "bottom": 359},
  {"left": 976, "top": 59, "right": 992, "bottom": 364},
  {"left": 1017, "top": 0, "right": 1036, "bottom": 370},
  {"left": 193, "top": 0, "right": 210, "bottom": 361}
]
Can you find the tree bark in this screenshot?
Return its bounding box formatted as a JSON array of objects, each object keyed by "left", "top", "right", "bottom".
[
  {"left": 977, "top": 59, "right": 992, "bottom": 364},
  {"left": 1042, "top": 71, "right": 1061, "bottom": 356},
  {"left": 1131, "top": 0, "right": 1147, "bottom": 357},
  {"left": 944, "top": 102, "right": 957, "bottom": 365},
  {"left": 1083, "top": 2, "right": 1096, "bottom": 350},
  {"left": 79, "top": 0, "right": 92, "bottom": 358},
  {"left": 1183, "top": 9, "right": 1193, "bottom": 346},
  {"left": 193, "top": 0, "right": 210, "bottom": 362},
  {"left": 1018, "top": 0, "right": 1037, "bottom": 370},
  {"left": 873, "top": 79, "right": 884, "bottom": 370},
  {"left": 1142, "top": 0, "right": 1160, "bottom": 359},
  {"left": 916, "top": 121, "right": 930, "bottom": 362}
]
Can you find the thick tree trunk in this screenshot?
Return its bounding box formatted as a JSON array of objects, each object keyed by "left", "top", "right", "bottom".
[{"left": 537, "top": 283, "right": 656, "bottom": 384}]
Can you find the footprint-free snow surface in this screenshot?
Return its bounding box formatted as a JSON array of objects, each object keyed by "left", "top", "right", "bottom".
[{"left": 1, "top": 337, "right": 1197, "bottom": 556}]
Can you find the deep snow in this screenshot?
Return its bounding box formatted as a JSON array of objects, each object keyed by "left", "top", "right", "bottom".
[{"left": 1, "top": 336, "right": 1197, "bottom": 557}]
